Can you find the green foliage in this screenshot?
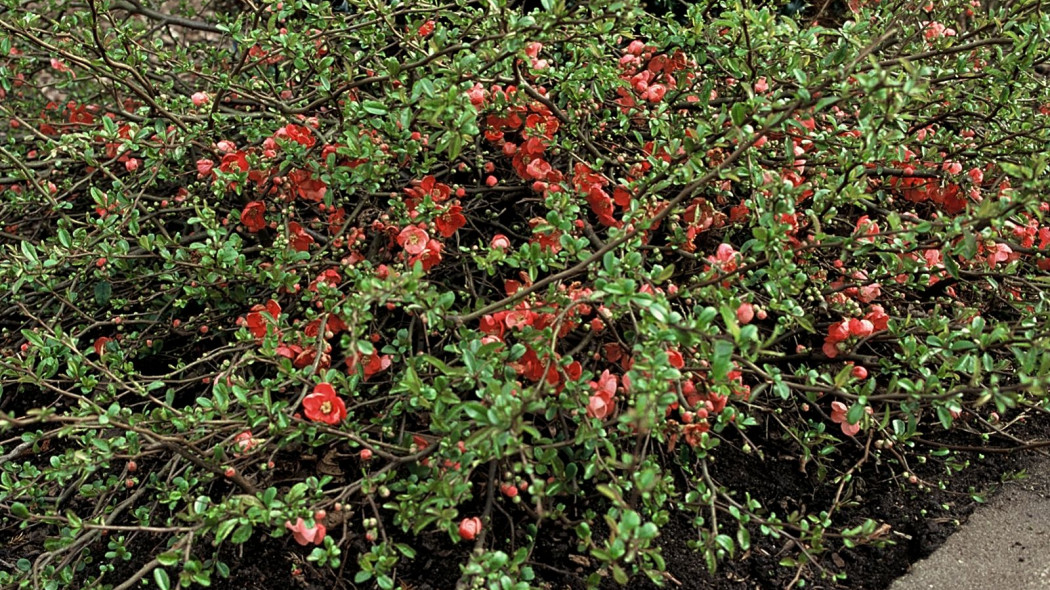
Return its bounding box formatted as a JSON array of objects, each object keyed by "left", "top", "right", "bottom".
[{"left": 1, "top": 0, "right": 1050, "bottom": 588}]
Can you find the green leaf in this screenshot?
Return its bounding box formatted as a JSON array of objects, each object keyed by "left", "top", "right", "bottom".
[
  {"left": 10, "top": 502, "right": 29, "bottom": 518},
  {"left": 154, "top": 567, "right": 171, "bottom": 590},
  {"left": 231, "top": 522, "right": 253, "bottom": 544},
  {"left": 361, "top": 101, "right": 387, "bottom": 115},
  {"left": 846, "top": 403, "right": 866, "bottom": 425},
  {"left": 714, "top": 534, "right": 735, "bottom": 557},
  {"left": 737, "top": 526, "right": 751, "bottom": 551},
  {"left": 712, "top": 340, "right": 734, "bottom": 381},
  {"left": 156, "top": 552, "right": 179, "bottom": 566},
  {"left": 21, "top": 329, "right": 44, "bottom": 348},
  {"left": 20, "top": 241, "right": 37, "bottom": 263},
  {"left": 213, "top": 519, "right": 237, "bottom": 546},
  {"left": 653, "top": 263, "right": 675, "bottom": 284},
  {"left": 731, "top": 103, "right": 747, "bottom": 126}
]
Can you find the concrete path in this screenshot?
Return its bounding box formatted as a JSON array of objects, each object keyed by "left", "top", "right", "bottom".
[{"left": 890, "top": 455, "right": 1050, "bottom": 590}]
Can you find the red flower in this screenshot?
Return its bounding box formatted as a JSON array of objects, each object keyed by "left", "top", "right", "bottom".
[
  {"left": 275, "top": 123, "right": 316, "bottom": 148},
  {"left": 865, "top": 305, "right": 890, "bottom": 331},
  {"left": 490, "top": 234, "right": 511, "bottom": 250},
  {"left": 288, "top": 221, "right": 314, "bottom": 252},
  {"left": 245, "top": 299, "right": 281, "bottom": 338},
  {"left": 397, "top": 225, "right": 429, "bottom": 255},
  {"left": 666, "top": 349, "right": 685, "bottom": 369},
  {"left": 241, "top": 201, "right": 267, "bottom": 232},
  {"left": 408, "top": 238, "right": 443, "bottom": 271},
  {"left": 347, "top": 351, "right": 392, "bottom": 379},
  {"left": 479, "top": 313, "right": 507, "bottom": 338},
  {"left": 848, "top": 318, "right": 874, "bottom": 338},
  {"left": 93, "top": 336, "right": 113, "bottom": 356},
  {"left": 854, "top": 215, "right": 880, "bottom": 242},
  {"left": 458, "top": 517, "right": 482, "bottom": 541},
  {"left": 219, "top": 151, "right": 249, "bottom": 174},
  {"left": 827, "top": 320, "right": 850, "bottom": 343},
  {"left": 309, "top": 268, "right": 342, "bottom": 292},
  {"left": 404, "top": 175, "right": 451, "bottom": 210},
  {"left": 286, "top": 169, "right": 327, "bottom": 202},
  {"left": 418, "top": 20, "right": 435, "bottom": 37},
  {"left": 302, "top": 383, "right": 346, "bottom": 424},
  {"left": 435, "top": 204, "right": 466, "bottom": 238}
]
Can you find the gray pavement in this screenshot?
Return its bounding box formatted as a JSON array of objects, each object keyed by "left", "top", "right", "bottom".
[{"left": 890, "top": 455, "right": 1050, "bottom": 590}]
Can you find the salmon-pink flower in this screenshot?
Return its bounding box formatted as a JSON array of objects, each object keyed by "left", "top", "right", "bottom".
[
  {"left": 644, "top": 84, "right": 667, "bottom": 102},
  {"left": 587, "top": 395, "right": 611, "bottom": 419},
  {"left": 708, "top": 243, "right": 738, "bottom": 273},
  {"left": 586, "top": 370, "right": 618, "bottom": 419},
  {"left": 50, "top": 58, "right": 72, "bottom": 73},
  {"left": 830, "top": 401, "right": 861, "bottom": 436},
  {"left": 737, "top": 303, "right": 755, "bottom": 324},
  {"left": 594, "top": 370, "right": 617, "bottom": 400},
  {"left": 191, "top": 92, "right": 210, "bottom": 107},
  {"left": 397, "top": 225, "right": 429, "bottom": 255},
  {"left": 196, "top": 158, "right": 214, "bottom": 177},
  {"left": 215, "top": 140, "right": 238, "bottom": 154},
  {"left": 285, "top": 518, "right": 326, "bottom": 546},
  {"left": 987, "top": 243, "right": 1012, "bottom": 268},
  {"left": 466, "top": 83, "right": 487, "bottom": 108},
  {"left": 233, "top": 431, "right": 259, "bottom": 457}
]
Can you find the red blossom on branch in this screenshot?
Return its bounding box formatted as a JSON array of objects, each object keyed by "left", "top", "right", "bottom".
[
  {"left": 241, "top": 201, "right": 267, "bottom": 233},
  {"left": 302, "top": 383, "right": 347, "bottom": 424}
]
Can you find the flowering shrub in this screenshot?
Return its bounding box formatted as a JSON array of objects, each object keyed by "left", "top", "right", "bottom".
[{"left": 1, "top": 0, "right": 1049, "bottom": 588}]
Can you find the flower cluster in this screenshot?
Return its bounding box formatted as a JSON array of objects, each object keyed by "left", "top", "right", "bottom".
[{"left": 822, "top": 306, "right": 890, "bottom": 358}]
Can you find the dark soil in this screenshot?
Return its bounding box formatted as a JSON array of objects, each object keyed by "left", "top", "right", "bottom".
[{"left": 519, "top": 426, "right": 1041, "bottom": 590}]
